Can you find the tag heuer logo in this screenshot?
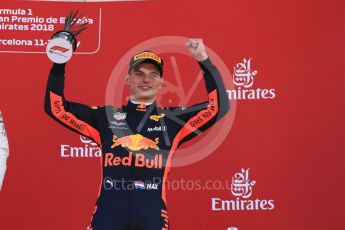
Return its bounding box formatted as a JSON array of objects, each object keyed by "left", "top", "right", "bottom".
[{"left": 114, "top": 112, "right": 127, "bottom": 120}]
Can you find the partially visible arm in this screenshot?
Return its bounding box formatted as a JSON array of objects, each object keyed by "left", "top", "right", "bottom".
[
  {"left": 169, "top": 39, "right": 230, "bottom": 145},
  {"left": 44, "top": 63, "right": 101, "bottom": 145},
  {"left": 0, "top": 111, "right": 9, "bottom": 191}
]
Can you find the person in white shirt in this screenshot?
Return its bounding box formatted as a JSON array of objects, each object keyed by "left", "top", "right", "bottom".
[{"left": 0, "top": 110, "right": 9, "bottom": 191}]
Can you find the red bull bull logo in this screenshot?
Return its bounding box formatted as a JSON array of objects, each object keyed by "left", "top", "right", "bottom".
[
  {"left": 136, "top": 104, "right": 147, "bottom": 112},
  {"left": 111, "top": 134, "right": 159, "bottom": 151},
  {"left": 104, "top": 152, "right": 163, "bottom": 169},
  {"left": 149, "top": 113, "right": 165, "bottom": 121}
]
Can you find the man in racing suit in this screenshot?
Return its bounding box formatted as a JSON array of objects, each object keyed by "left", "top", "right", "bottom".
[
  {"left": 0, "top": 110, "right": 9, "bottom": 191},
  {"left": 45, "top": 39, "right": 230, "bottom": 229}
]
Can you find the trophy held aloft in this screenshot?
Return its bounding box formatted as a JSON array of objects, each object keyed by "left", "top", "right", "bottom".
[{"left": 46, "top": 10, "right": 88, "bottom": 64}]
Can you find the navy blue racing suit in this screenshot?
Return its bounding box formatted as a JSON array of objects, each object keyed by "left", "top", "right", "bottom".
[{"left": 44, "top": 58, "right": 230, "bottom": 230}]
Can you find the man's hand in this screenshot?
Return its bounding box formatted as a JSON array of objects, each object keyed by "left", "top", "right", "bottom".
[{"left": 186, "top": 38, "right": 209, "bottom": 62}]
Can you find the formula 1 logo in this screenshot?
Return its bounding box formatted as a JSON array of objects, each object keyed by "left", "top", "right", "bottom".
[{"left": 49, "top": 45, "right": 70, "bottom": 53}]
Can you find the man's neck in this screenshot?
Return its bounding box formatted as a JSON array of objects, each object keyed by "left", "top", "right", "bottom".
[
  {"left": 130, "top": 100, "right": 154, "bottom": 106},
  {"left": 129, "top": 96, "right": 155, "bottom": 105}
]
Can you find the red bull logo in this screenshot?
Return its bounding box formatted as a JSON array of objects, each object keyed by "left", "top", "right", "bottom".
[
  {"left": 136, "top": 104, "right": 147, "bottom": 112},
  {"left": 111, "top": 134, "right": 159, "bottom": 151},
  {"left": 104, "top": 152, "right": 163, "bottom": 169},
  {"left": 149, "top": 113, "right": 165, "bottom": 121}
]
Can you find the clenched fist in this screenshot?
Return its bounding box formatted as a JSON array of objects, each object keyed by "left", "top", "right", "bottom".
[{"left": 186, "top": 38, "right": 209, "bottom": 62}]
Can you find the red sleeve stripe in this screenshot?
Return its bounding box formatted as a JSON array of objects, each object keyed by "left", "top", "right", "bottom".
[
  {"left": 162, "top": 90, "right": 219, "bottom": 204},
  {"left": 179, "top": 90, "right": 218, "bottom": 137},
  {"left": 49, "top": 92, "right": 101, "bottom": 145}
]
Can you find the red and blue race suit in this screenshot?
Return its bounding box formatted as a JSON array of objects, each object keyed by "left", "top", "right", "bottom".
[{"left": 44, "top": 58, "right": 230, "bottom": 230}]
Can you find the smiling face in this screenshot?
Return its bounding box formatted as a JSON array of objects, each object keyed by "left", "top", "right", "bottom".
[{"left": 126, "top": 62, "right": 163, "bottom": 103}]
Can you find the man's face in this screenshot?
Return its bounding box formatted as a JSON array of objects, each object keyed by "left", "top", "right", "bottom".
[{"left": 127, "top": 62, "right": 163, "bottom": 102}]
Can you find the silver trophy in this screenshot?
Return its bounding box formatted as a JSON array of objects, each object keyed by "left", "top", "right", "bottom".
[{"left": 46, "top": 10, "right": 88, "bottom": 63}]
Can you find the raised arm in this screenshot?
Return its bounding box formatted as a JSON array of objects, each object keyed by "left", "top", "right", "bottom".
[
  {"left": 169, "top": 39, "right": 230, "bottom": 145},
  {"left": 44, "top": 63, "right": 101, "bottom": 145}
]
